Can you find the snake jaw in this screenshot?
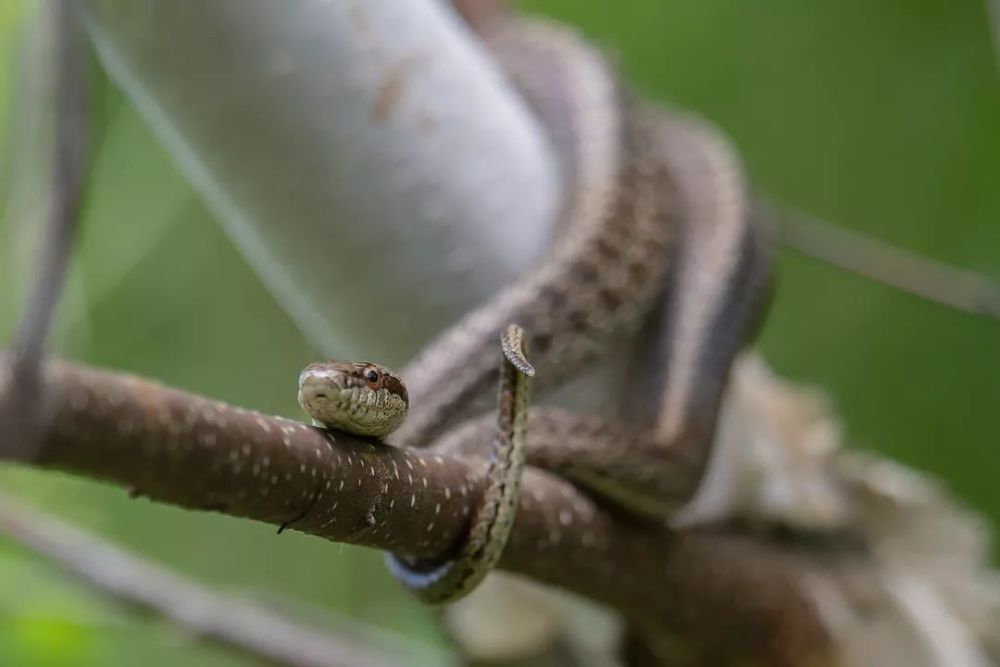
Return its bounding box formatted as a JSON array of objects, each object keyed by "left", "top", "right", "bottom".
[{"left": 298, "top": 361, "right": 408, "bottom": 437}]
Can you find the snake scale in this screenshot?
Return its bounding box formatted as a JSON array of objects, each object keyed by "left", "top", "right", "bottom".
[{"left": 298, "top": 4, "right": 771, "bottom": 603}]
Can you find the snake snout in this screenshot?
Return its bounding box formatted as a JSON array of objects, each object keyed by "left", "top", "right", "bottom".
[{"left": 297, "top": 369, "right": 347, "bottom": 426}]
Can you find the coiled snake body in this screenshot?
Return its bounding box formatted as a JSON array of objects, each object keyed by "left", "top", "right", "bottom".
[{"left": 299, "top": 6, "right": 771, "bottom": 604}]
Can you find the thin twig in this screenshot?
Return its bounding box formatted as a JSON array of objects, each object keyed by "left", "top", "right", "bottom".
[
  {"left": 4, "top": 0, "right": 89, "bottom": 455},
  {"left": 10, "top": 0, "right": 88, "bottom": 373},
  {"left": 778, "top": 210, "right": 1000, "bottom": 321},
  {"left": 0, "top": 491, "right": 405, "bottom": 667}
]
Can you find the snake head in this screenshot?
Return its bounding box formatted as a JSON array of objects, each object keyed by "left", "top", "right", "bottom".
[{"left": 298, "top": 361, "right": 408, "bottom": 437}]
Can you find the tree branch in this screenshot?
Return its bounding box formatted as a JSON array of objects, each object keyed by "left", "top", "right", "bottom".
[
  {"left": 0, "top": 354, "right": 834, "bottom": 666},
  {"left": 0, "top": 491, "right": 406, "bottom": 667}
]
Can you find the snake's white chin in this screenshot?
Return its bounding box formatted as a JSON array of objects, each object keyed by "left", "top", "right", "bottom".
[{"left": 298, "top": 373, "right": 350, "bottom": 429}]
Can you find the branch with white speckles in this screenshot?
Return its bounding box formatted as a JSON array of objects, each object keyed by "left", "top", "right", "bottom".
[
  {"left": 0, "top": 491, "right": 406, "bottom": 667},
  {"left": 0, "top": 354, "right": 835, "bottom": 665}
]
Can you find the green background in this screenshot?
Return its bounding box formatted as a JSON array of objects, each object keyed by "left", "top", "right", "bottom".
[{"left": 1, "top": 0, "right": 998, "bottom": 664}]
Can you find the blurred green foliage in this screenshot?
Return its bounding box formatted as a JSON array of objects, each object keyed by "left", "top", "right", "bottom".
[{"left": 1, "top": 0, "right": 998, "bottom": 664}]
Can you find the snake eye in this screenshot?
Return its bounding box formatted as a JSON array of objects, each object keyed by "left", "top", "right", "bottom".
[{"left": 364, "top": 368, "right": 379, "bottom": 384}]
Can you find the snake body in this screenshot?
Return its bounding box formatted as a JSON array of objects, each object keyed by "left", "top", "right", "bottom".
[
  {"left": 300, "top": 7, "right": 773, "bottom": 602},
  {"left": 396, "top": 11, "right": 771, "bottom": 515},
  {"left": 391, "top": 18, "right": 674, "bottom": 452},
  {"left": 299, "top": 326, "right": 533, "bottom": 604}
]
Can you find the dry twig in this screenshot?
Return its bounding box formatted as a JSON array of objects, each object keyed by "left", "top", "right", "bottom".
[{"left": 779, "top": 211, "right": 1000, "bottom": 321}]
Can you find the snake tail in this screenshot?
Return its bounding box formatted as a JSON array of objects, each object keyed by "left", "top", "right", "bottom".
[{"left": 386, "top": 324, "right": 532, "bottom": 604}]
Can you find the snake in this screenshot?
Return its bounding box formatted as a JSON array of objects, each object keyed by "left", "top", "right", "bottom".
[
  {"left": 298, "top": 4, "right": 772, "bottom": 603},
  {"left": 299, "top": 325, "right": 533, "bottom": 604}
]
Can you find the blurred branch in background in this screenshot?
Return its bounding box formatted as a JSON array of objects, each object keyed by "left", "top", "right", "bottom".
[
  {"left": 77, "top": 0, "right": 559, "bottom": 366},
  {"left": 73, "top": 0, "right": 999, "bottom": 374},
  {"left": 2, "top": 0, "right": 87, "bottom": 459},
  {"left": 778, "top": 210, "right": 1000, "bottom": 321},
  {"left": 0, "top": 491, "right": 407, "bottom": 667}
]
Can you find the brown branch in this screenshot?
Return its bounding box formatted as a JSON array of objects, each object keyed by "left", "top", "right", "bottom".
[
  {"left": 0, "top": 491, "right": 404, "bottom": 667},
  {"left": 779, "top": 210, "right": 1000, "bottom": 321},
  {"left": 0, "top": 354, "right": 835, "bottom": 666}
]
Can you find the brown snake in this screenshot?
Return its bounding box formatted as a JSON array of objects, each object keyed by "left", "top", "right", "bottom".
[
  {"left": 300, "top": 325, "right": 533, "bottom": 604},
  {"left": 299, "top": 6, "right": 771, "bottom": 602}
]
